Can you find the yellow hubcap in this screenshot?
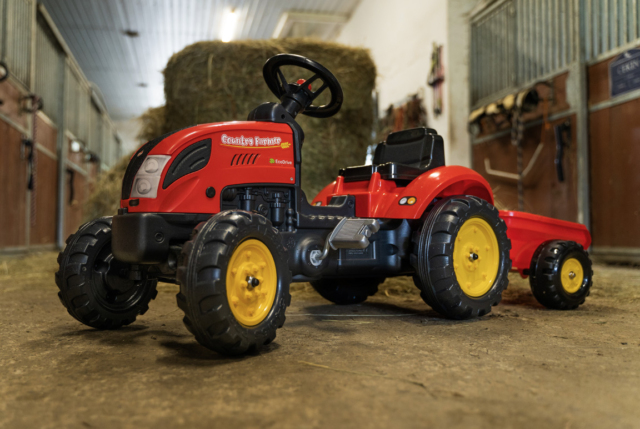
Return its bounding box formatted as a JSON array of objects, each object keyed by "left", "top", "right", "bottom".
[
  {"left": 226, "top": 239, "right": 277, "bottom": 327},
  {"left": 453, "top": 217, "right": 500, "bottom": 298},
  {"left": 560, "top": 258, "right": 584, "bottom": 294}
]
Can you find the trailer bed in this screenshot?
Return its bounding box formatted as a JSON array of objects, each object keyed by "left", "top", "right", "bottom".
[{"left": 499, "top": 210, "right": 591, "bottom": 276}]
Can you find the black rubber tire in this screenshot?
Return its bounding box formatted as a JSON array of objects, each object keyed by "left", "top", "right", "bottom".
[
  {"left": 529, "top": 240, "right": 593, "bottom": 310},
  {"left": 310, "top": 277, "right": 384, "bottom": 305},
  {"left": 411, "top": 196, "right": 512, "bottom": 319},
  {"left": 176, "top": 211, "right": 291, "bottom": 355},
  {"left": 55, "top": 217, "right": 158, "bottom": 329}
]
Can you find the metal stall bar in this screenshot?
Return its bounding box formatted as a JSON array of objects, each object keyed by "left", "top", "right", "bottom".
[
  {"left": 527, "top": 0, "right": 533, "bottom": 82},
  {"left": 36, "top": 5, "right": 68, "bottom": 250},
  {"left": 585, "top": 0, "right": 592, "bottom": 60},
  {"left": 618, "top": 0, "right": 629, "bottom": 45},
  {"left": 0, "top": 0, "right": 5, "bottom": 59},
  {"left": 553, "top": 0, "right": 562, "bottom": 70},
  {"left": 545, "top": 0, "right": 551, "bottom": 75},
  {"left": 573, "top": 0, "right": 591, "bottom": 228},
  {"left": 35, "top": 13, "right": 63, "bottom": 125},
  {"left": 560, "top": 0, "right": 565, "bottom": 67},
  {"left": 633, "top": 0, "right": 638, "bottom": 41},
  {"left": 470, "top": 0, "right": 519, "bottom": 107},
  {"left": 5, "top": 0, "right": 33, "bottom": 88},
  {"left": 594, "top": 0, "right": 600, "bottom": 58},
  {"left": 603, "top": 0, "right": 610, "bottom": 52}
]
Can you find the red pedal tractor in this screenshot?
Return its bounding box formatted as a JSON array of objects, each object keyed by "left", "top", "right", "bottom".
[{"left": 56, "top": 54, "right": 593, "bottom": 355}]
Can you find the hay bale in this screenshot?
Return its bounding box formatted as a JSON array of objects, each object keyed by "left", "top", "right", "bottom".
[
  {"left": 83, "top": 155, "right": 130, "bottom": 221},
  {"left": 138, "top": 105, "right": 167, "bottom": 143},
  {"left": 163, "top": 39, "right": 376, "bottom": 197}
]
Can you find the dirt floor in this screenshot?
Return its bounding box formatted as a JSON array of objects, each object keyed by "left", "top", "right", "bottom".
[{"left": 0, "top": 251, "right": 639, "bottom": 429}]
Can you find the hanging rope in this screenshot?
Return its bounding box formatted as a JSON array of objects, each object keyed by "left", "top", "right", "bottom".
[
  {"left": 427, "top": 43, "right": 445, "bottom": 117},
  {"left": 21, "top": 94, "right": 42, "bottom": 227},
  {"left": 30, "top": 96, "right": 40, "bottom": 226},
  {"left": 512, "top": 91, "right": 551, "bottom": 212},
  {"left": 511, "top": 107, "right": 524, "bottom": 211}
]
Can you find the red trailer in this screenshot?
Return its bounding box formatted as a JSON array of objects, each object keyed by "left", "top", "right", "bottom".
[{"left": 500, "top": 210, "right": 591, "bottom": 276}]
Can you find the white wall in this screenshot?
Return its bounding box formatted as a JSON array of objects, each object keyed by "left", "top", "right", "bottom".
[
  {"left": 447, "top": 0, "right": 478, "bottom": 167},
  {"left": 338, "top": 0, "right": 478, "bottom": 167},
  {"left": 114, "top": 118, "right": 144, "bottom": 156}
]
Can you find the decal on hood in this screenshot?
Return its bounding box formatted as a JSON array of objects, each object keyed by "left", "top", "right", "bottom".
[{"left": 221, "top": 134, "right": 289, "bottom": 149}]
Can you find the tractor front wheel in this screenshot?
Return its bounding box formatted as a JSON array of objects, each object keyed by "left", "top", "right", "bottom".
[
  {"left": 177, "top": 211, "right": 291, "bottom": 355},
  {"left": 55, "top": 217, "right": 158, "bottom": 329}
]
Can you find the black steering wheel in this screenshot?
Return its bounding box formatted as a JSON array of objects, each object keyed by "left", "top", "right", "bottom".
[{"left": 263, "top": 54, "right": 343, "bottom": 119}]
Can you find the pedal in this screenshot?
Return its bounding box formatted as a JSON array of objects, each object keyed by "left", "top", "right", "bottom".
[{"left": 310, "top": 218, "right": 381, "bottom": 265}]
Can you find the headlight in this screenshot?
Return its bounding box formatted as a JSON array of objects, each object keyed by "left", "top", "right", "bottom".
[{"left": 130, "top": 155, "right": 171, "bottom": 199}]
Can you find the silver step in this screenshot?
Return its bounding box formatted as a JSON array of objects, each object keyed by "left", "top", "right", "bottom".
[{"left": 310, "top": 218, "right": 381, "bottom": 266}]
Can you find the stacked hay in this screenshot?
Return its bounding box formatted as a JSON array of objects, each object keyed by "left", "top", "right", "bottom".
[
  {"left": 88, "top": 39, "right": 376, "bottom": 218},
  {"left": 161, "top": 39, "right": 376, "bottom": 197},
  {"left": 137, "top": 106, "right": 166, "bottom": 143},
  {"left": 83, "top": 155, "right": 130, "bottom": 221}
]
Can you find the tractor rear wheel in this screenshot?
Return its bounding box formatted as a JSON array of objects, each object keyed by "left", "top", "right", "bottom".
[
  {"left": 412, "top": 196, "right": 511, "bottom": 319},
  {"left": 529, "top": 240, "right": 593, "bottom": 310},
  {"left": 55, "top": 217, "right": 158, "bottom": 329},
  {"left": 176, "top": 211, "right": 291, "bottom": 355},
  {"left": 310, "top": 277, "right": 384, "bottom": 305}
]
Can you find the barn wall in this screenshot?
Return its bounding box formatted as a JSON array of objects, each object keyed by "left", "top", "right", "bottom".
[
  {"left": 468, "top": 0, "right": 640, "bottom": 261},
  {"left": 0, "top": 1, "right": 120, "bottom": 252},
  {"left": 472, "top": 73, "right": 579, "bottom": 222}
]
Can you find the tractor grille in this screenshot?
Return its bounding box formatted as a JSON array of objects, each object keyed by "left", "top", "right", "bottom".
[{"left": 230, "top": 153, "right": 260, "bottom": 166}]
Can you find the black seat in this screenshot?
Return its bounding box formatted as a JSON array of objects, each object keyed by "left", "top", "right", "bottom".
[{"left": 339, "top": 128, "right": 445, "bottom": 183}]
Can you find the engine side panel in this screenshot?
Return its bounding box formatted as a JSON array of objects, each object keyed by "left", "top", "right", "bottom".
[{"left": 122, "top": 122, "right": 295, "bottom": 214}]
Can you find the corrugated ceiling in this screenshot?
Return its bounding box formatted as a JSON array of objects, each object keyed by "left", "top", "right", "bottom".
[{"left": 39, "top": 0, "right": 360, "bottom": 121}]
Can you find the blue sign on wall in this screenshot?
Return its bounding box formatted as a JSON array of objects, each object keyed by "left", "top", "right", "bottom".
[{"left": 610, "top": 49, "right": 640, "bottom": 98}]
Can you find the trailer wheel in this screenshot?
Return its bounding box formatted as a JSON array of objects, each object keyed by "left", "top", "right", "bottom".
[
  {"left": 310, "top": 277, "right": 384, "bottom": 305},
  {"left": 529, "top": 240, "right": 593, "bottom": 310},
  {"left": 412, "top": 196, "right": 511, "bottom": 319},
  {"left": 176, "top": 211, "right": 291, "bottom": 355},
  {"left": 55, "top": 217, "right": 158, "bottom": 329}
]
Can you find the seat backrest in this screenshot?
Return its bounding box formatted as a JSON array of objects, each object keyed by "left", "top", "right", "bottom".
[{"left": 373, "top": 127, "right": 445, "bottom": 170}]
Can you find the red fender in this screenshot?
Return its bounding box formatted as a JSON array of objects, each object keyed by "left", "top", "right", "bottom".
[
  {"left": 375, "top": 166, "right": 493, "bottom": 219},
  {"left": 312, "top": 166, "right": 494, "bottom": 219}
]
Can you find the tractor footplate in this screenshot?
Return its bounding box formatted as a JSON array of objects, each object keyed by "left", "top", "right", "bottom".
[{"left": 310, "top": 218, "right": 381, "bottom": 265}]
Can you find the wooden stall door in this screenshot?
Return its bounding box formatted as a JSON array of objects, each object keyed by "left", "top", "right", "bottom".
[
  {"left": 0, "top": 121, "right": 29, "bottom": 248},
  {"left": 588, "top": 51, "right": 640, "bottom": 253},
  {"left": 29, "top": 115, "right": 59, "bottom": 246},
  {"left": 589, "top": 100, "right": 640, "bottom": 249}
]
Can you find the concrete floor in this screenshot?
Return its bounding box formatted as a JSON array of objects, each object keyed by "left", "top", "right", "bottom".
[{"left": 1, "top": 252, "right": 639, "bottom": 429}]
